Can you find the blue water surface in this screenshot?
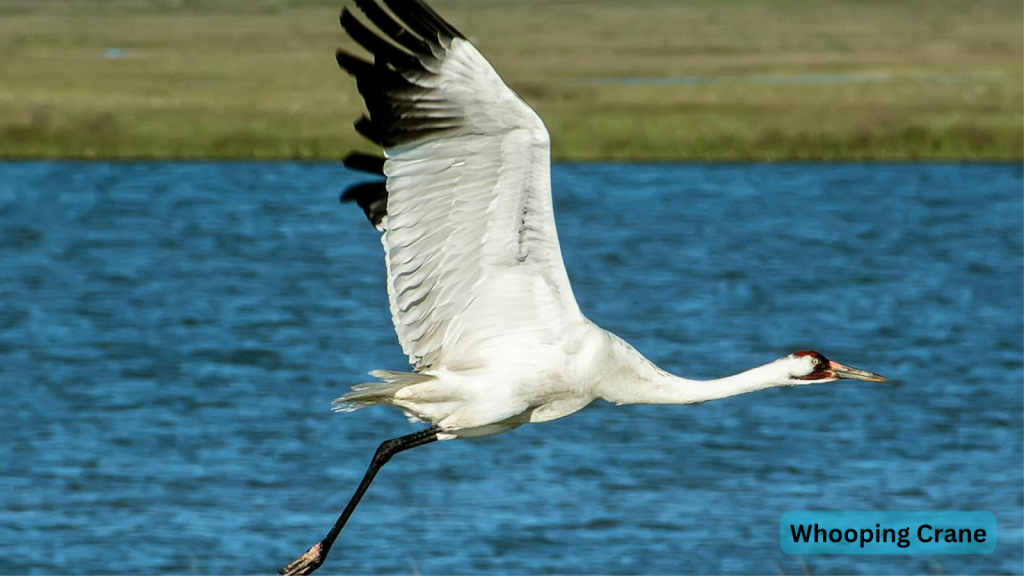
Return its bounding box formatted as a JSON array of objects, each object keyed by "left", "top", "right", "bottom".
[{"left": 0, "top": 162, "right": 1021, "bottom": 575}]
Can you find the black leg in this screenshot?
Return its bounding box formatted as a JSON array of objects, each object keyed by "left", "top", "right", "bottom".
[{"left": 278, "top": 425, "right": 441, "bottom": 576}]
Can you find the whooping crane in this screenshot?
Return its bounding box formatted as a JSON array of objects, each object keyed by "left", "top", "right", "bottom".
[{"left": 280, "top": 1, "right": 887, "bottom": 573}]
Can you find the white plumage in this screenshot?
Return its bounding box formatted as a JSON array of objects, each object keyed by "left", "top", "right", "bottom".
[
  {"left": 333, "top": 18, "right": 587, "bottom": 439},
  {"left": 279, "top": 2, "right": 886, "bottom": 573},
  {"left": 329, "top": 3, "right": 884, "bottom": 440}
]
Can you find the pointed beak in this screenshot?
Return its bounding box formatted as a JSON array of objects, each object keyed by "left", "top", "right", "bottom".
[{"left": 828, "top": 360, "right": 888, "bottom": 383}]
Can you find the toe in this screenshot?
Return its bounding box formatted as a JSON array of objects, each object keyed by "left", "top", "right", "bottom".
[{"left": 278, "top": 542, "right": 324, "bottom": 576}]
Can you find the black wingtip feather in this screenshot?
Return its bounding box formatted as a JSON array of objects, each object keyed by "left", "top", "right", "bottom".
[
  {"left": 343, "top": 152, "right": 385, "bottom": 175},
  {"left": 382, "top": 0, "right": 464, "bottom": 42},
  {"left": 336, "top": 49, "right": 374, "bottom": 77},
  {"left": 353, "top": 0, "right": 433, "bottom": 56},
  {"left": 340, "top": 8, "right": 424, "bottom": 71},
  {"left": 341, "top": 181, "right": 388, "bottom": 230},
  {"left": 353, "top": 115, "right": 383, "bottom": 146},
  {"left": 338, "top": 0, "right": 468, "bottom": 150},
  {"left": 408, "top": 0, "right": 465, "bottom": 39}
]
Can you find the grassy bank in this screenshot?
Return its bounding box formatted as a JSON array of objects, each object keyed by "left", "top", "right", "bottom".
[{"left": 0, "top": 0, "right": 1021, "bottom": 161}]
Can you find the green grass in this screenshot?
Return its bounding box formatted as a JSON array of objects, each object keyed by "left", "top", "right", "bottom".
[{"left": 0, "top": 0, "right": 1021, "bottom": 161}]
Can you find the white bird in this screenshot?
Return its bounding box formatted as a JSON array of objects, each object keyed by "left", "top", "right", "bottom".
[{"left": 280, "top": 1, "right": 887, "bottom": 574}]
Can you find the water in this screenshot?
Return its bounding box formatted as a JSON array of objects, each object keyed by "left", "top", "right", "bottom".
[{"left": 1, "top": 162, "right": 1021, "bottom": 575}]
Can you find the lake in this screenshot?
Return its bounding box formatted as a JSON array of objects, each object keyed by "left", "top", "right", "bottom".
[{"left": 1, "top": 162, "right": 1021, "bottom": 575}]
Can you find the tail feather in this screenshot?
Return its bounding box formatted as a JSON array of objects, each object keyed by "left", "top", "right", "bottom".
[{"left": 332, "top": 370, "right": 434, "bottom": 412}]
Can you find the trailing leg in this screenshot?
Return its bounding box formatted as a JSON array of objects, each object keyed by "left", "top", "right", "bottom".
[{"left": 278, "top": 425, "right": 441, "bottom": 576}]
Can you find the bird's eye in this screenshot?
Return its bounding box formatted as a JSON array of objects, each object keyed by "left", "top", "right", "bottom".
[{"left": 811, "top": 358, "right": 819, "bottom": 365}]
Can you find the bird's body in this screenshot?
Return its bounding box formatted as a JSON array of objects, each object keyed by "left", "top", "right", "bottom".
[
  {"left": 339, "top": 316, "right": 870, "bottom": 440},
  {"left": 279, "top": 1, "right": 887, "bottom": 573},
  {"left": 341, "top": 318, "right": 635, "bottom": 438}
]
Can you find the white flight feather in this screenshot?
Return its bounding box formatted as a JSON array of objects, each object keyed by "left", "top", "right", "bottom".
[{"left": 380, "top": 37, "right": 579, "bottom": 373}]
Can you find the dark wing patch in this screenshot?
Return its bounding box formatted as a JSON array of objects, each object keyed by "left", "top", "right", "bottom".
[
  {"left": 341, "top": 152, "right": 387, "bottom": 229},
  {"left": 341, "top": 181, "right": 388, "bottom": 231},
  {"left": 336, "top": 0, "right": 469, "bottom": 230},
  {"left": 343, "top": 152, "right": 385, "bottom": 175},
  {"left": 336, "top": 0, "right": 466, "bottom": 148}
]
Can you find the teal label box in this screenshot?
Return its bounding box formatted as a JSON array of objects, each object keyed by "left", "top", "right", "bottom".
[{"left": 780, "top": 511, "right": 996, "bottom": 554}]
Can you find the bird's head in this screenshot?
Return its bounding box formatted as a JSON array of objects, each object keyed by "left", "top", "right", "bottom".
[{"left": 779, "top": 350, "right": 887, "bottom": 385}]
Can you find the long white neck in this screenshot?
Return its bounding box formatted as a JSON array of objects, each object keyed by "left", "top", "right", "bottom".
[{"left": 595, "top": 335, "right": 793, "bottom": 406}]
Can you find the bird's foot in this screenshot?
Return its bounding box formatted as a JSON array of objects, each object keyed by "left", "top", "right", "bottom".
[{"left": 278, "top": 541, "right": 325, "bottom": 576}]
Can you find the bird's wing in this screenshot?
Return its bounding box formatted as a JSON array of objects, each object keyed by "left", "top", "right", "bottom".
[{"left": 337, "top": 0, "right": 580, "bottom": 371}]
